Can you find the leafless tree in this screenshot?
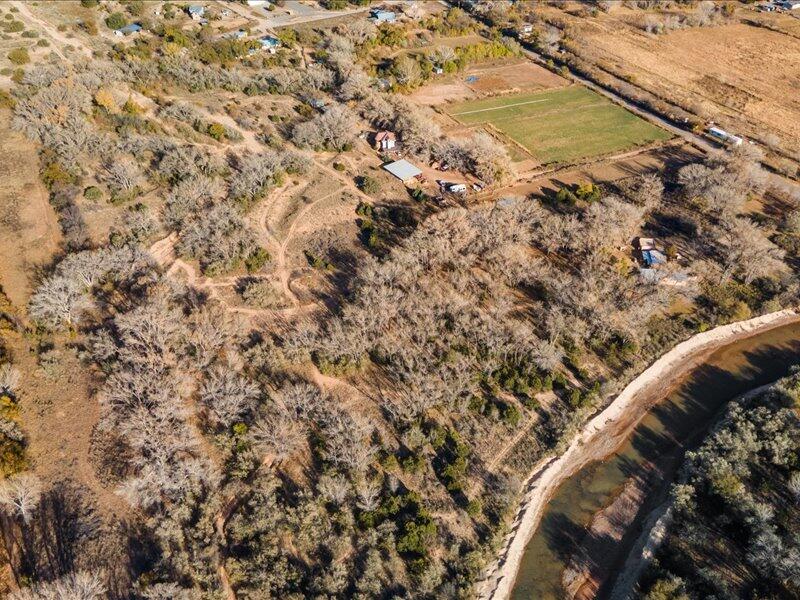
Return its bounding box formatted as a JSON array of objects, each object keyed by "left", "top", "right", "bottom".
[
  {"left": 251, "top": 411, "right": 305, "bottom": 463},
  {"left": 176, "top": 203, "right": 258, "bottom": 273},
  {"left": 28, "top": 276, "right": 92, "bottom": 329},
  {"left": 292, "top": 105, "right": 358, "bottom": 151},
  {"left": 229, "top": 152, "right": 282, "bottom": 203},
  {"left": 101, "top": 156, "right": 143, "bottom": 194},
  {"left": 199, "top": 366, "right": 260, "bottom": 428},
  {"left": 339, "top": 69, "right": 372, "bottom": 101},
  {"left": 392, "top": 56, "right": 422, "bottom": 88},
  {"left": 716, "top": 218, "right": 785, "bottom": 285},
  {"left": 0, "top": 473, "right": 42, "bottom": 523},
  {"left": 164, "top": 175, "right": 224, "bottom": 230},
  {"left": 317, "top": 473, "right": 350, "bottom": 506},
  {"left": 10, "top": 570, "right": 106, "bottom": 600},
  {"left": 0, "top": 364, "right": 22, "bottom": 397}
]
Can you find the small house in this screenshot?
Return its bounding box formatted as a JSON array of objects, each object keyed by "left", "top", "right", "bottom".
[
  {"left": 375, "top": 131, "right": 396, "bottom": 151},
  {"left": 259, "top": 35, "right": 281, "bottom": 53},
  {"left": 383, "top": 159, "right": 422, "bottom": 183},
  {"left": 521, "top": 23, "right": 534, "bottom": 34},
  {"left": 371, "top": 9, "right": 396, "bottom": 23},
  {"left": 187, "top": 5, "right": 205, "bottom": 20},
  {"left": 114, "top": 23, "right": 142, "bottom": 37},
  {"left": 247, "top": 0, "right": 268, "bottom": 5},
  {"left": 433, "top": 67, "right": 444, "bottom": 75}
]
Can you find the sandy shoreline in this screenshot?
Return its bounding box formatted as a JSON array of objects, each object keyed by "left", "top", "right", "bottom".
[{"left": 477, "top": 308, "right": 800, "bottom": 600}]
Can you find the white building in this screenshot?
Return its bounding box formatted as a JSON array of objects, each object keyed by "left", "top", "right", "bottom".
[{"left": 708, "top": 126, "right": 743, "bottom": 146}]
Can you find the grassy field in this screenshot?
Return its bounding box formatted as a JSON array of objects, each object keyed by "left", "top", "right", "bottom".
[{"left": 447, "top": 86, "right": 672, "bottom": 164}]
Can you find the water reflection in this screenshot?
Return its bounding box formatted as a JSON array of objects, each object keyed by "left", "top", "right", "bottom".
[{"left": 511, "top": 322, "right": 800, "bottom": 600}]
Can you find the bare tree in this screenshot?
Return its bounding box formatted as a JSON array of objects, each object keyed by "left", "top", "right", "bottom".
[
  {"left": 28, "top": 275, "right": 92, "bottom": 329},
  {"left": 292, "top": 105, "right": 358, "bottom": 151},
  {"left": 0, "top": 473, "right": 42, "bottom": 523},
  {"left": 716, "top": 219, "right": 785, "bottom": 285},
  {"left": 199, "top": 367, "right": 260, "bottom": 428},
  {"left": 10, "top": 570, "right": 106, "bottom": 600},
  {"left": 0, "top": 364, "right": 21, "bottom": 397},
  {"left": 392, "top": 56, "right": 422, "bottom": 88},
  {"left": 101, "top": 156, "right": 143, "bottom": 194}
]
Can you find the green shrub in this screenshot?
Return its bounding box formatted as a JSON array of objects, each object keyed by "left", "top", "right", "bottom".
[
  {"left": 466, "top": 498, "right": 482, "bottom": 518},
  {"left": 5, "top": 21, "right": 24, "bottom": 33},
  {"left": 245, "top": 247, "right": 270, "bottom": 273},
  {"left": 83, "top": 186, "right": 102, "bottom": 201},
  {"left": 7, "top": 47, "right": 29, "bottom": 65},
  {"left": 357, "top": 175, "right": 381, "bottom": 195},
  {"left": 105, "top": 12, "right": 127, "bottom": 30},
  {"left": 575, "top": 182, "right": 602, "bottom": 203},
  {"left": 501, "top": 402, "right": 521, "bottom": 427},
  {"left": 41, "top": 162, "right": 76, "bottom": 188},
  {"left": 0, "top": 89, "right": 14, "bottom": 109},
  {"left": 36, "top": 38, "right": 49, "bottom": 47},
  {"left": 207, "top": 121, "right": 227, "bottom": 141}
]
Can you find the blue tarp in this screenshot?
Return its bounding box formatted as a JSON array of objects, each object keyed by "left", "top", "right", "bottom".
[{"left": 642, "top": 249, "right": 667, "bottom": 266}]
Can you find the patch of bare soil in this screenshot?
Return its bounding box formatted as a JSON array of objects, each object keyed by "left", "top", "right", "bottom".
[
  {"left": 411, "top": 59, "right": 567, "bottom": 106},
  {"left": 8, "top": 333, "right": 130, "bottom": 519},
  {"left": 0, "top": 110, "right": 61, "bottom": 308},
  {"left": 583, "top": 22, "right": 800, "bottom": 143}
]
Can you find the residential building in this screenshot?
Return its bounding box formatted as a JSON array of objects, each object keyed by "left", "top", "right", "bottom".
[{"left": 375, "top": 131, "right": 396, "bottom": 151}]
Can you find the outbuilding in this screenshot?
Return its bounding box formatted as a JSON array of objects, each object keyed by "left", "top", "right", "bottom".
[
  {"left": 708, "top": 126, "right": 743, "bottom": 146},
  {"left": 259, "top": 35, "right": 281, "bottom": 53},
  {"left": 187, "top": 5, "right": 205, "bottom": 20},
  {"left": 383, "top": 159, "right": 422, "bottom": 183},
  {"left": 371, "top": 9, "right": 396, "bottom": 23},
  {"left": 114, "top": 23, "right": 142, "bottom": 37}
]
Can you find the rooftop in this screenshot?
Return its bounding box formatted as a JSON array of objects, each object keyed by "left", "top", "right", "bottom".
[{"left": 383, "top": 159, "right": 422, "bottom": 181}]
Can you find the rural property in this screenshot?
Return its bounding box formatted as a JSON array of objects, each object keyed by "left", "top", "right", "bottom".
[{"left": 448, "top": 86, "right": 672, "bottom": 164}]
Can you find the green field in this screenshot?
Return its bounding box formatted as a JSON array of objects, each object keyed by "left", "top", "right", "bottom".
[{"left": 447, "top": 86, "right": 672, "bottom": 165}]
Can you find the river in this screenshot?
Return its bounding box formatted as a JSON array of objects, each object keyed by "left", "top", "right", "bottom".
[{"left": 510, "top": 320, "right": 800, "bottom": 600}]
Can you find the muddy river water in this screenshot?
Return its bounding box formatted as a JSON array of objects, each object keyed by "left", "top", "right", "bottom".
[{"left": 511, "top": 320, "right": 800, "bottom": 600}]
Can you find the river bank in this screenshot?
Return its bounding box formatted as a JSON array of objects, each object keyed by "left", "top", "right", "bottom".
[{"left": 477, "top": 308, "right": 800, "bottom": 600}]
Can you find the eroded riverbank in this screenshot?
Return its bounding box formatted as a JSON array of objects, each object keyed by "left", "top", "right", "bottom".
[{"left": 478, "top": 309, "right": 800, "bottom": 600}]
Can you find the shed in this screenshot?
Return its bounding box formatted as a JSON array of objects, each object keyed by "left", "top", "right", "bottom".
[
  {"left": 383, "top": 159, "right": 422, "bottom": 182},
  {"left": 371, "top": 9, "right": 397, "bottom": 23},
  {"left": 642, "top": 249, "right": 667, "bottom": 267},
  {"left": 375, "top": 131, "right": 396, "bottom": 150},
  {"left": 114, "top": 23, "right": 142, "bottom": 36},
  {"left": 187, "top": 5, "right": 205, "bottom": 20},
  {"left": 259, "top": 35, "right": 281, "bottom": 53}
]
